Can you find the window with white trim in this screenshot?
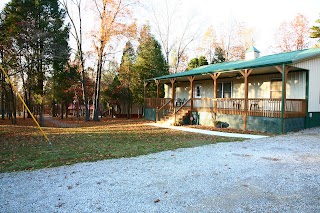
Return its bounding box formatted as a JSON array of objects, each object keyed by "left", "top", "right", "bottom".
[{"left": 217, "top": 82, "right": 232, "bottom": 98}]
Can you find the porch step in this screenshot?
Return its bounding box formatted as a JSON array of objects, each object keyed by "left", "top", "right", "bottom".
[{"left": 158, "top": 109, "right": 190, "bottom": 126}]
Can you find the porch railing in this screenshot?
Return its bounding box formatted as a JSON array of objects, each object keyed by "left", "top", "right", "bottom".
[
  {"left": 154, "top": 98, "right": 173, "bottom": 121},
  {"left": 145, "top": 98, "right": 171, "bottom": 109},
  {"left": 247, "top": 98, "right": 307, "bottom": 118},
  {"left": 145, "top": 98, "right": 307, "bottom": 118}
]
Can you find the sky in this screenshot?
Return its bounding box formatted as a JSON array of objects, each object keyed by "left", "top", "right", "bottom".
[
  {"left": 139, "top": 0, "right": 320, "bottom": 56},
  {"left": 0, "top": 0, "right": 319, "bottom": 59}
]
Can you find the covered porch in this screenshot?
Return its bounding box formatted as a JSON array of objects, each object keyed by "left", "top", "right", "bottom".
[{"left": 144, "top": 64, "right": 308, "bottom": 134}]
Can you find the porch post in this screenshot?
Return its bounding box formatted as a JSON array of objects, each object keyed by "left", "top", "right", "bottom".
[
  {"left": 239, "top": 69, "right": 253, "bottom": 130},
  {"left": 188, "top": 76, "right": 195, "bottom": 125},
  {"left": 170, "top": 78, "right": 176, "bottom": 108},
  {"left": 144, "top": 81, "right": 148, "bottom": 107},
  {"left": 155, "top": 80, "right": 160, "bottom": 98},
  {"left": 210, "top": 73, "right": 221, "bottom": 120},
  {"left": 275, "top": 65, "right": 291, "bottom": 133}
]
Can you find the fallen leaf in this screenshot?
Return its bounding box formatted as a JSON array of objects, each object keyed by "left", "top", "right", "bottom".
[{"left": 154, "top": 199, "right": 160, "bottom": 203}]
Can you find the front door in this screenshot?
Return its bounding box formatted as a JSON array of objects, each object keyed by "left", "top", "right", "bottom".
[
  {"left": 194, "top": 84, "right": 202, "bottom": 98},
  {"left": 194, "top": 84, "right": 202, "bottom": 107}
]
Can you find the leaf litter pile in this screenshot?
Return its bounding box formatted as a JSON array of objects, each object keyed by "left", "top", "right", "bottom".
[{"left": 0, "top": 117, "right": 242, "bottom": 172}]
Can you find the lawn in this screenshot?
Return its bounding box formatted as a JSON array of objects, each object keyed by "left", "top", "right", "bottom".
[{"left": 0, "top": 117, "right": 243, "bottom": 173}]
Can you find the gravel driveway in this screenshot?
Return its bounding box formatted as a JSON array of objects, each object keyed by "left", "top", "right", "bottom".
[{"left": 1, "top": 128, "right": 320, "bottom": 212}]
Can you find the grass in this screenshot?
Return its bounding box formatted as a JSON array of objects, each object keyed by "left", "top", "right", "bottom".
[{"left": 0, "top": 117, "right": 244, "bottom": 173}]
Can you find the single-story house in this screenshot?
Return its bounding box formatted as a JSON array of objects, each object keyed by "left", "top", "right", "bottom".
[{"left": 144, "top": 47, "right": 320, "bottom": 134}]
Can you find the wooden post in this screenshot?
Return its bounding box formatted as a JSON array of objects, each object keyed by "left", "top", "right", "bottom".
[
  {"left": 188, "top": 76, "right": 195, "bottom": 125},
  {"left": 239, "top": 69, "right": 253, "bottom": 130},
  {"left": 210, "top": 73, "right": 221, "bottom": 120},
  {"left": 155, "top": 80, "right": 160, "bottom": 98},
  {"left": 275, "top": 65, "right": 291, "bottom": 133},
  {"left": 170, "top": 78, "right": 176, "bottom": 109}
]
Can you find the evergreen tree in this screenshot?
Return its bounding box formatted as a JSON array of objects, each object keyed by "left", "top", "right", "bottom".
[
  {"left": 118, "top": 41, "right": 136, "bottom": 118},
  {"left": 198, "top": 56, "right": 209, "bottom": 66},
  {"left": 134, "top": 24, "right": 168, "bottom": 105},
  {"left": 310, "top": 15, "right": 320, "bottom": 45},
  {"left": 2, "top": 0, "right": 69, "bottom": 125},
  {"left": 211, "top": 46, "right": 226, "bottom": 64},
  {"left": 187, "top": 56, "right": 208, "bottom": 70},
  {"left": 187, "top": 58, "right": 199, "bottom": 70}
]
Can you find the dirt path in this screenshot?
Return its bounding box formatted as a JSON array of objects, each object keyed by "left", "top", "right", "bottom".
[{"left": 43, "top": 116, "right": 78, "bottom": 128}]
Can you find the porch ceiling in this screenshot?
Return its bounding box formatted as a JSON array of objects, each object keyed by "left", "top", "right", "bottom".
[{"left": 147, "top": 47, "right": 320, "bottom": 83}]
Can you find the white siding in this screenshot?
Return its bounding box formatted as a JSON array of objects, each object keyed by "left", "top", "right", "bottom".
[
  {"left": 233, "top": 72, "right": 306, "bottom": 99},
  {"left": 293, "top": 58, "right": 320, "bottom": 112},
  {"left": 164, "top": 84, "right": 170, "bottom": 98},
  {"left": 175, "top": 82, "right": 190, "bottom": 100},
  {"left": 198, "top": 80, "right": 213, "bottom": 98},
  {"left": 164, "top": 82, "right": 191, "bottom": 99},
  {"left": 287, "top": 71, "right": 306, "bottom": 99}
]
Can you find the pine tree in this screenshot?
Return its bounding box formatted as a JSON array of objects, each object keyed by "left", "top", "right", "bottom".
[
  {"left": 134, "top": 24, "right": 168, "bottom": 104},
  {"left": 118, "top": 41, "right": 136, "bottom": 118},
  {"left": 211, "top": 46, "right": 226, "bottom": 64},
  {"left": 310, "top": 16, "right": 320, "bottom": 45}
]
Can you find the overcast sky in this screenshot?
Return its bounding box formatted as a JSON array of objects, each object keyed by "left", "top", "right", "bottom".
[{"left": 1, "top": 0, "right": 319, "bottom": 58}]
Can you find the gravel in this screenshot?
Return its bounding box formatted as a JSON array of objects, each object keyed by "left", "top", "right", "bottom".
[{"left": 1, "top": 128, "right": 320, "bottom": 212}]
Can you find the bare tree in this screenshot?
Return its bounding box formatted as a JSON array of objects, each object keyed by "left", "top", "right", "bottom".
[
  {"left": 91, "top": 0, "right": 137, "bottom": 121},
  {"left": 170, "top": 17, "right": 200, "bottom": 72},
  {"left": 197, "top": 26, "right": 218, "bottom": 63},
  {"left": 275, "top": 14, "right": 310, "bottom": 52},
  {"left": 150, "top": 0, "right": 178, "bottom": 67},
  {"left": 218, "top": 19, "right": 254, "bottom": 61},
  {"left": 149, "top": 0, "right": 200, "bottom": 73},
  {"left": 59, "top": 0, "right": 90, "bottom": 121}
]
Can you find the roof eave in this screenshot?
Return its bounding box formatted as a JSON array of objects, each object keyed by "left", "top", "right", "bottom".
[{"left": 146, "top": 61, "right": 294, "bottom": 82}]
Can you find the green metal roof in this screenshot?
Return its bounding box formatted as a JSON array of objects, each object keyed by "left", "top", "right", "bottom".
[{"left": 148, "top": 47, "right": 320, "bottom": 81}]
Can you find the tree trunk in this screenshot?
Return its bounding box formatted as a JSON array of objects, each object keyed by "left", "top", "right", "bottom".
[
  {"left": 10, "top": 87, "right": 17, "bottom": 124},
  {"left": 39, "top": 104, "right": 44, "bottom": 127},
  {"left": 93, "top": 52, "right": 103, "bottom": 121},
  {"left": 65, "top": 102, "right": 68, "bottom": 118},
  {"left": 27, "top": 87, "right": 32, "bottom": 118},
  {"left": 60, "top": 102, "right": 64, "bottom": 119},
  {"left": 1, "top": 72, "right": 5, "bottom": 120}
]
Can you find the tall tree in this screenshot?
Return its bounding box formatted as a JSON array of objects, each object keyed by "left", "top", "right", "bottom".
[
  {"left": 134, "top": 24, "right": 168, "bottom": 104},
  {"left": 59, "top": 0, "right": 90, "bottom": 121},
  {"left": 275, "top": 14, "right": 310, "bottom": 52},
  {"left": 91, "top": 0, "right": 137, "bottom": 121},
  {"left": 150, "top": 0, "right": 199, "bottom": 73},
  {"left": 310, "top": 15, "right": 320, "bottom": 46},
  {"left": 211, "top": 46, "right": 226, "bottom": 64},
  {"left": 218, "top": 20, "right": 254, "bottom": 61},
  {"left": 197, "top": 26, "right": 217, "bottom": 63},
  {"left": 2, "top": 0, "right": 69, "bottom": 126},
  {"left": 118, "top": 41, "right": 136, "bottom": 118}
]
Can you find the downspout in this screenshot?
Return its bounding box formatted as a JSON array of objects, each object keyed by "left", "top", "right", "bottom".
[
  {"left": 281, "top": 64, "right": 285, "bottom": 134},
  {"left": 305, "top": 70, "right": 309, "bottom": 128}
]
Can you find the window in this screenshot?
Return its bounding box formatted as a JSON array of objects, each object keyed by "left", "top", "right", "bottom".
[
  {"left": 217, "top": 82, "right": 232, "bottom": 98},
  {"left": 270, "top": 79, "right": 282, "bottom": 98}
]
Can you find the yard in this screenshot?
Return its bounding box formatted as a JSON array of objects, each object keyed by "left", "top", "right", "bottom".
[
  {"left": 1, "top": 124, "right": 319, "bottom": 212},
  {"left": 0, "top": 117, "right": 242, "bottom": 172}
]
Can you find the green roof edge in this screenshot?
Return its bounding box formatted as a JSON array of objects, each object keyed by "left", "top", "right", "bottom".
[{"left": 146, "top": 47, "right": 320, "bottom": 82}]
